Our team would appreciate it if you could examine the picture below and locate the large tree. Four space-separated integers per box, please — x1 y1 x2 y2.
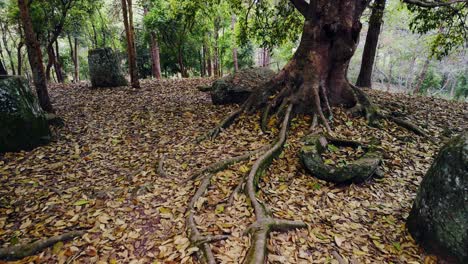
195 1 467 263
18 0 53 112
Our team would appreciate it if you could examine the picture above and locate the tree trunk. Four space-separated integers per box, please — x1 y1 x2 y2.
54 40 64 83
231 15 239 72
244 0 366 118
143 5 162 79
414 58 430 94
356 0 386 88
17 41 24 76
405 56 416 90
213 17 220 77
74 37 79 82
0 58 7 75
121 0 140 88
0 22 16 75
177 46 188 78
18 0 53 112
205 37 212 77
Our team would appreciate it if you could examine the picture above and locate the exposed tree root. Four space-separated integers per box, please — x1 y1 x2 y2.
0 230 85 261
186 171 221 264
242 104 307 264
196 107 245 142
157 154 168 177
227 174 247 206
351 84 434 141
185 145 270 182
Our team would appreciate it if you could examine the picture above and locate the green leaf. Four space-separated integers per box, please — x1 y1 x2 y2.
392 242 401 251
73 199 89 206
215 205 224 214
327 144 339 152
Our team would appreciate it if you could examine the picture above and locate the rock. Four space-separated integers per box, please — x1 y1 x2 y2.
406 132 468 263
210 67 275 105
0 76 51 152
299 134 382 184
88 48 128 88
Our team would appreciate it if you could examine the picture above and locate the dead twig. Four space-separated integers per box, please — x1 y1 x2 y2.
0 230 85 261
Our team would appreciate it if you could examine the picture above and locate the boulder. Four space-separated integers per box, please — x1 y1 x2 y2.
406 132 468 263
88 48 128 88
300 134 382 184
0 76 51 152
210 67 275 105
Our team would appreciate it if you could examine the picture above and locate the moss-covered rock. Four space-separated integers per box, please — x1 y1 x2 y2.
211 67 275 105
0 76 51 153
407 132 468 263
299 134 382 184
88 48 128 88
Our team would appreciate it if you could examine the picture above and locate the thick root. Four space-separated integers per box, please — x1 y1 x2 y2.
185 145 270 182
0 231 85 261
351 84 433 141
185 147 267 263
243 104 306 264
186 171 219 264
196 107 244 143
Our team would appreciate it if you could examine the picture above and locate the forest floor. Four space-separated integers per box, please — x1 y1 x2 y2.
0 79 466 264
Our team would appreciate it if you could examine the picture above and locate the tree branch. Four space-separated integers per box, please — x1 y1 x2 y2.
403 0 467 8
289 0 309 17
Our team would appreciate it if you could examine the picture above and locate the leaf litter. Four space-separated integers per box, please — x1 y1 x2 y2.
0 79 466 263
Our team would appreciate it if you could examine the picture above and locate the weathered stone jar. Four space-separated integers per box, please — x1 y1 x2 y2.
407 132 468 263
0 76 51 152
88 48 128 88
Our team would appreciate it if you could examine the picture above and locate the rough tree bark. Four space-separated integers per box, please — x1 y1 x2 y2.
18 0 53 112
121 0 140 88
356 0 386 88
237 0 368 131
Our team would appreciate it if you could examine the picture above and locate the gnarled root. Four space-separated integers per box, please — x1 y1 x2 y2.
196 107 244 143
0 230 85 261
350 84 434 141
185 145 270 182
186 171 219 264
185 147 267 263
242 104 307 264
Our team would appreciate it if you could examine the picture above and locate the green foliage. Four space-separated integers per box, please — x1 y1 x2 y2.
419 68 442 94
407 3 467 59
235 0 303 49
454 74 468 100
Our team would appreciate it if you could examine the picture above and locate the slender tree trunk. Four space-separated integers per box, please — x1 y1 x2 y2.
0 58 7 75
121 0 140 88
143 5 162 79
0 39 7 74
414 58 430 94
405 56 416 90
205 36 212 77
17 42 23 76
149 32 161 79
0 23 16 75
177 46 188 78
74 37 79 82
356 0 386 88
201 45 206 77
54 40 64 83
213 17 220 77
18 0 53 112
231 15 239 72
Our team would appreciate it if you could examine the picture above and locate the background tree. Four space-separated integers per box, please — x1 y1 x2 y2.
121 0 140 88
17 0 53 112
356 0 386 88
